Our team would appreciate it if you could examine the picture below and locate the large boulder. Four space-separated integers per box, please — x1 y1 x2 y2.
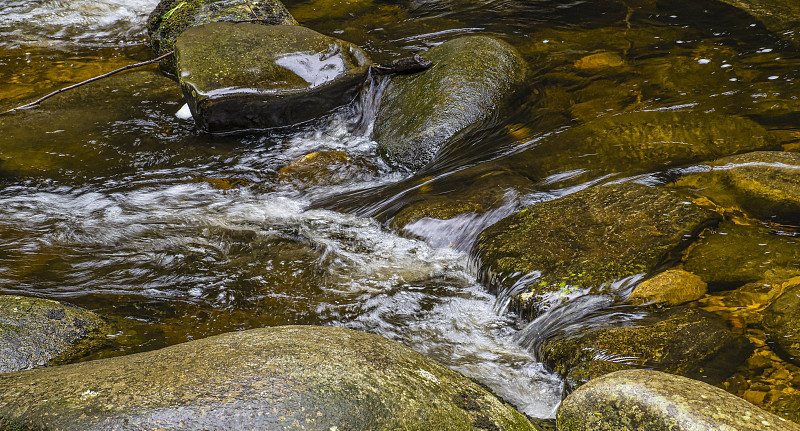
473 182 720 318
373 35 527 171
763 282 800 366
683 221 800 290
147 0 296 76
0 295 111 373
176 22 371 133
0 325 538 430
674 151 800 223
539 306 752 386
557 369 800 431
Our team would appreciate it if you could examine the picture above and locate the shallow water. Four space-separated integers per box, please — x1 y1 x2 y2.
1 0 800 421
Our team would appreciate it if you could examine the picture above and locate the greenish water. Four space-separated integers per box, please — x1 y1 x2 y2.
1 0 799 421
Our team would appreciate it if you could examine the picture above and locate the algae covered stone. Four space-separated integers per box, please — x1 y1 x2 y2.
0 325 539 430
539 306 752 384
557 369 800 431
176 22 371 133
763 282 800 366
674 151 800 223
147 0 296 75
473 182 720 317
374 35 527 171
0 295 111 373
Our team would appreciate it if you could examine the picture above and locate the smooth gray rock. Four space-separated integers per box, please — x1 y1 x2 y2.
374 35 527 171
176 22 371 133
557 369 800 431
0 295 111 373
0 325 538 431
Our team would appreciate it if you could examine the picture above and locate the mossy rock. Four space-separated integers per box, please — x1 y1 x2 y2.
473 182 720 318
683 221 800 290
763 282 800 366
557 369 800 431
176 22 371 133
539 306 752 385
147 0 296 76
564 361 631 394
374 35 527 171
0 326 539 430
628 269 707 306
0 295 111 374
506 111 773 188
674 151 800 223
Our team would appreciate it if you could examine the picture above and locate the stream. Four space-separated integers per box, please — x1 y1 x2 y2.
1 0 799 422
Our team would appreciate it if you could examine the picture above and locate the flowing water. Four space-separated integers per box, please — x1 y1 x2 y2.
1 0 800 421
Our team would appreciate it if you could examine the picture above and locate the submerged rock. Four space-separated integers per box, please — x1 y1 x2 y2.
277 150 378 188
373 35 527 171
0 295 111 374
763 282 800 366
540 306 752 385
715 0 800 47
683 221 800 290
0 325 538 430
147 0 296 76
628 269 708 306
557 369 800 431
506 111 773 188
473 182 720 318
176 22 371 133
674 151 800 223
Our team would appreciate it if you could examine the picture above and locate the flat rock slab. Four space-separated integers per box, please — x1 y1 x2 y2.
147 0 296 75
763 282 800 366
557 369 800 431
683 221 800 289
0 295 111 373
473 182 720 317
674 151 800 223
0 325 538 431
374 35 527 171
176 22 371 133
540 306 752 385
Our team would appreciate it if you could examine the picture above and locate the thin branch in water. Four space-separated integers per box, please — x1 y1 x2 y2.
3 51 174 114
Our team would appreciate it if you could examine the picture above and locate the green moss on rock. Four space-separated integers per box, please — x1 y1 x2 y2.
374 35 527 171
175 22 371 132
0 295 112 373
0 326 538 430
147 0 296 76
557 369 800 431
540 306 752 385
473 182 720 317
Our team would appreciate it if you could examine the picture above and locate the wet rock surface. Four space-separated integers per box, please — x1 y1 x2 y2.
474 182 720 317
539 306 752 384
277 150 378 189
683 221 800 290
373 35 527 171
0 325 538 431
763 282 800 366
628 269 708 306
0 295 111 373
176 22 371 133
557 369 800 431
715 0 800 46
147 0 296 75
674 151 800 223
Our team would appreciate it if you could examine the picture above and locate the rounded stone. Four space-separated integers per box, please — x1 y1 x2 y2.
557 369 800 431
0 325 538 430
0 295 111 373
629 269 708 306
763 282 800 366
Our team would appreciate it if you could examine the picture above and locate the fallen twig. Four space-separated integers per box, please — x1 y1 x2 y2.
3 51 174 114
